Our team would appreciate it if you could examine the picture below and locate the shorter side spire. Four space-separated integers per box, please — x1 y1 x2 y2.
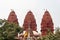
7 9 19 24
41 10 54 36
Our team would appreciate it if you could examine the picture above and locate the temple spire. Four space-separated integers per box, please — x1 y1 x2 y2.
23 11 37 31
7 9 19 24
41 10 54 36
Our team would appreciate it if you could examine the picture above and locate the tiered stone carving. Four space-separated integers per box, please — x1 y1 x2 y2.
41 10 54 36
23 11 37 31
7 10 18 24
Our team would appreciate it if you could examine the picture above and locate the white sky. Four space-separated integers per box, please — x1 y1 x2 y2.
0 0 60 33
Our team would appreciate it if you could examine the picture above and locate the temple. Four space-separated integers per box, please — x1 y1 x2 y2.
7 10 18 24
41 10 54 36
6 10 54 40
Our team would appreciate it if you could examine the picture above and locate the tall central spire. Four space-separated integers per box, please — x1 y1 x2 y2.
23 11 37 31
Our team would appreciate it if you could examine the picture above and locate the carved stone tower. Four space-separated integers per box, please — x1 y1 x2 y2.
23 11 37 31
7 10 18 24
41 10 54 36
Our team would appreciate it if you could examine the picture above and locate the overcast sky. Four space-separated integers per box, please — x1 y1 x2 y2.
0 0 60 33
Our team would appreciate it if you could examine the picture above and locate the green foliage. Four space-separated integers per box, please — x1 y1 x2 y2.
0 21 23 40
54 28 60 40
38 28 60 40
0 19 3 25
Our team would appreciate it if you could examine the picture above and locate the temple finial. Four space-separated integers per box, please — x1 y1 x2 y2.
46 9 48 11
11 9 14 11
43 9 48 11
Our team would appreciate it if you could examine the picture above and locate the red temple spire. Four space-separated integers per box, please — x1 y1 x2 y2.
41 10 54 36
23 11 37 31
7 10 18 24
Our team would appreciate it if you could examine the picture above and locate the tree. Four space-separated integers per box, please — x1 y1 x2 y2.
0 21 23 40
38 28 56 40
55 27 60 40
38 27 60 40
